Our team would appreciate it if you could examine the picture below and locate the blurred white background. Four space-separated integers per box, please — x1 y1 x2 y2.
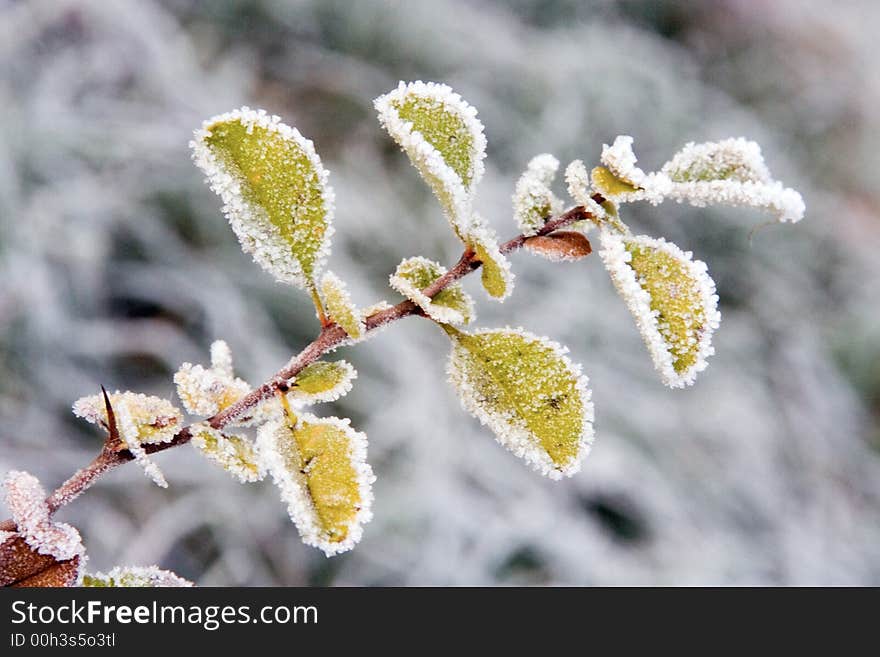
1 0 878 585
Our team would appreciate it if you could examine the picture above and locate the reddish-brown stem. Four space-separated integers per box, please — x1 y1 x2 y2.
0 204 595 532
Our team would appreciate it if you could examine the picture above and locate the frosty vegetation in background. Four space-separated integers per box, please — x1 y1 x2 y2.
0 79 804 586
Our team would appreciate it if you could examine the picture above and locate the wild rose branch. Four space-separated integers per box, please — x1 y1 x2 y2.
1 80 803 587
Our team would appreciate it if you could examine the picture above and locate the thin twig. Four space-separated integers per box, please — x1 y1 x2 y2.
0 203 595 533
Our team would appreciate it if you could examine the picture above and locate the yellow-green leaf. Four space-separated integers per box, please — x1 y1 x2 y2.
591 165 640 196
389 256 474 325
72 392 182 446
191 107 334 289
375 81 486 238
192 425 265 483
321 271 365 340
288 360 357 404
598 230 721 388
471 235 514 301
257 414 374 556
444 326 594 479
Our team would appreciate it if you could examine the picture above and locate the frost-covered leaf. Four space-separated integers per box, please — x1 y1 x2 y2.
1 535 60 586
563 159 606 229
0 533 82 587
287 360 357 404
665 177 805 223
375 81 486 238
175 340 251 417
3 471 85 562
73 390 180 488
590 137 672 205
389 256 474 325
257 413 374 556
321 271 365 340
513 154 563 236
470 230 514 301
661 138 771 183
191 107 335 288
591 135 805 222
599 231 721 388
600 135 648 186
73 391 182 446
191 425 265 483
444 326 594 479
524 231 592 262
115 403 168 488
82 566 193 587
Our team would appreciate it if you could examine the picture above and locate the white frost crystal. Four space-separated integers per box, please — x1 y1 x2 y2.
191 106 335 288
375 81 486 239
191 424 266 483
591 135 805 223
82 565 193 587
601 135 649 187
389 256 475 325
175 340 251 417
599 230 721 388
665 177 805 223
513 154 563 236
257 414 375 556
3 471 85 562
445 326 594 479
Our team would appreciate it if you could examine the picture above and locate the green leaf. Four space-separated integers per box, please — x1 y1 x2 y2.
191 108 334 289
82 566 193 587
191 425 265 483
591 165 640 196
375 81 486 238
471 234 514 301
257 414 374 556
321 272 365 340
389 256 474 325
289 360 357 404
444 326 594 479
598 231 721 388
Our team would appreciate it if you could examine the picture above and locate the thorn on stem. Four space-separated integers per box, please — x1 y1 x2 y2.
100 386 123 451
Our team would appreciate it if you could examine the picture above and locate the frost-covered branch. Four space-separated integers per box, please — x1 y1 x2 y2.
0 203 594 534
1 80 804 583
